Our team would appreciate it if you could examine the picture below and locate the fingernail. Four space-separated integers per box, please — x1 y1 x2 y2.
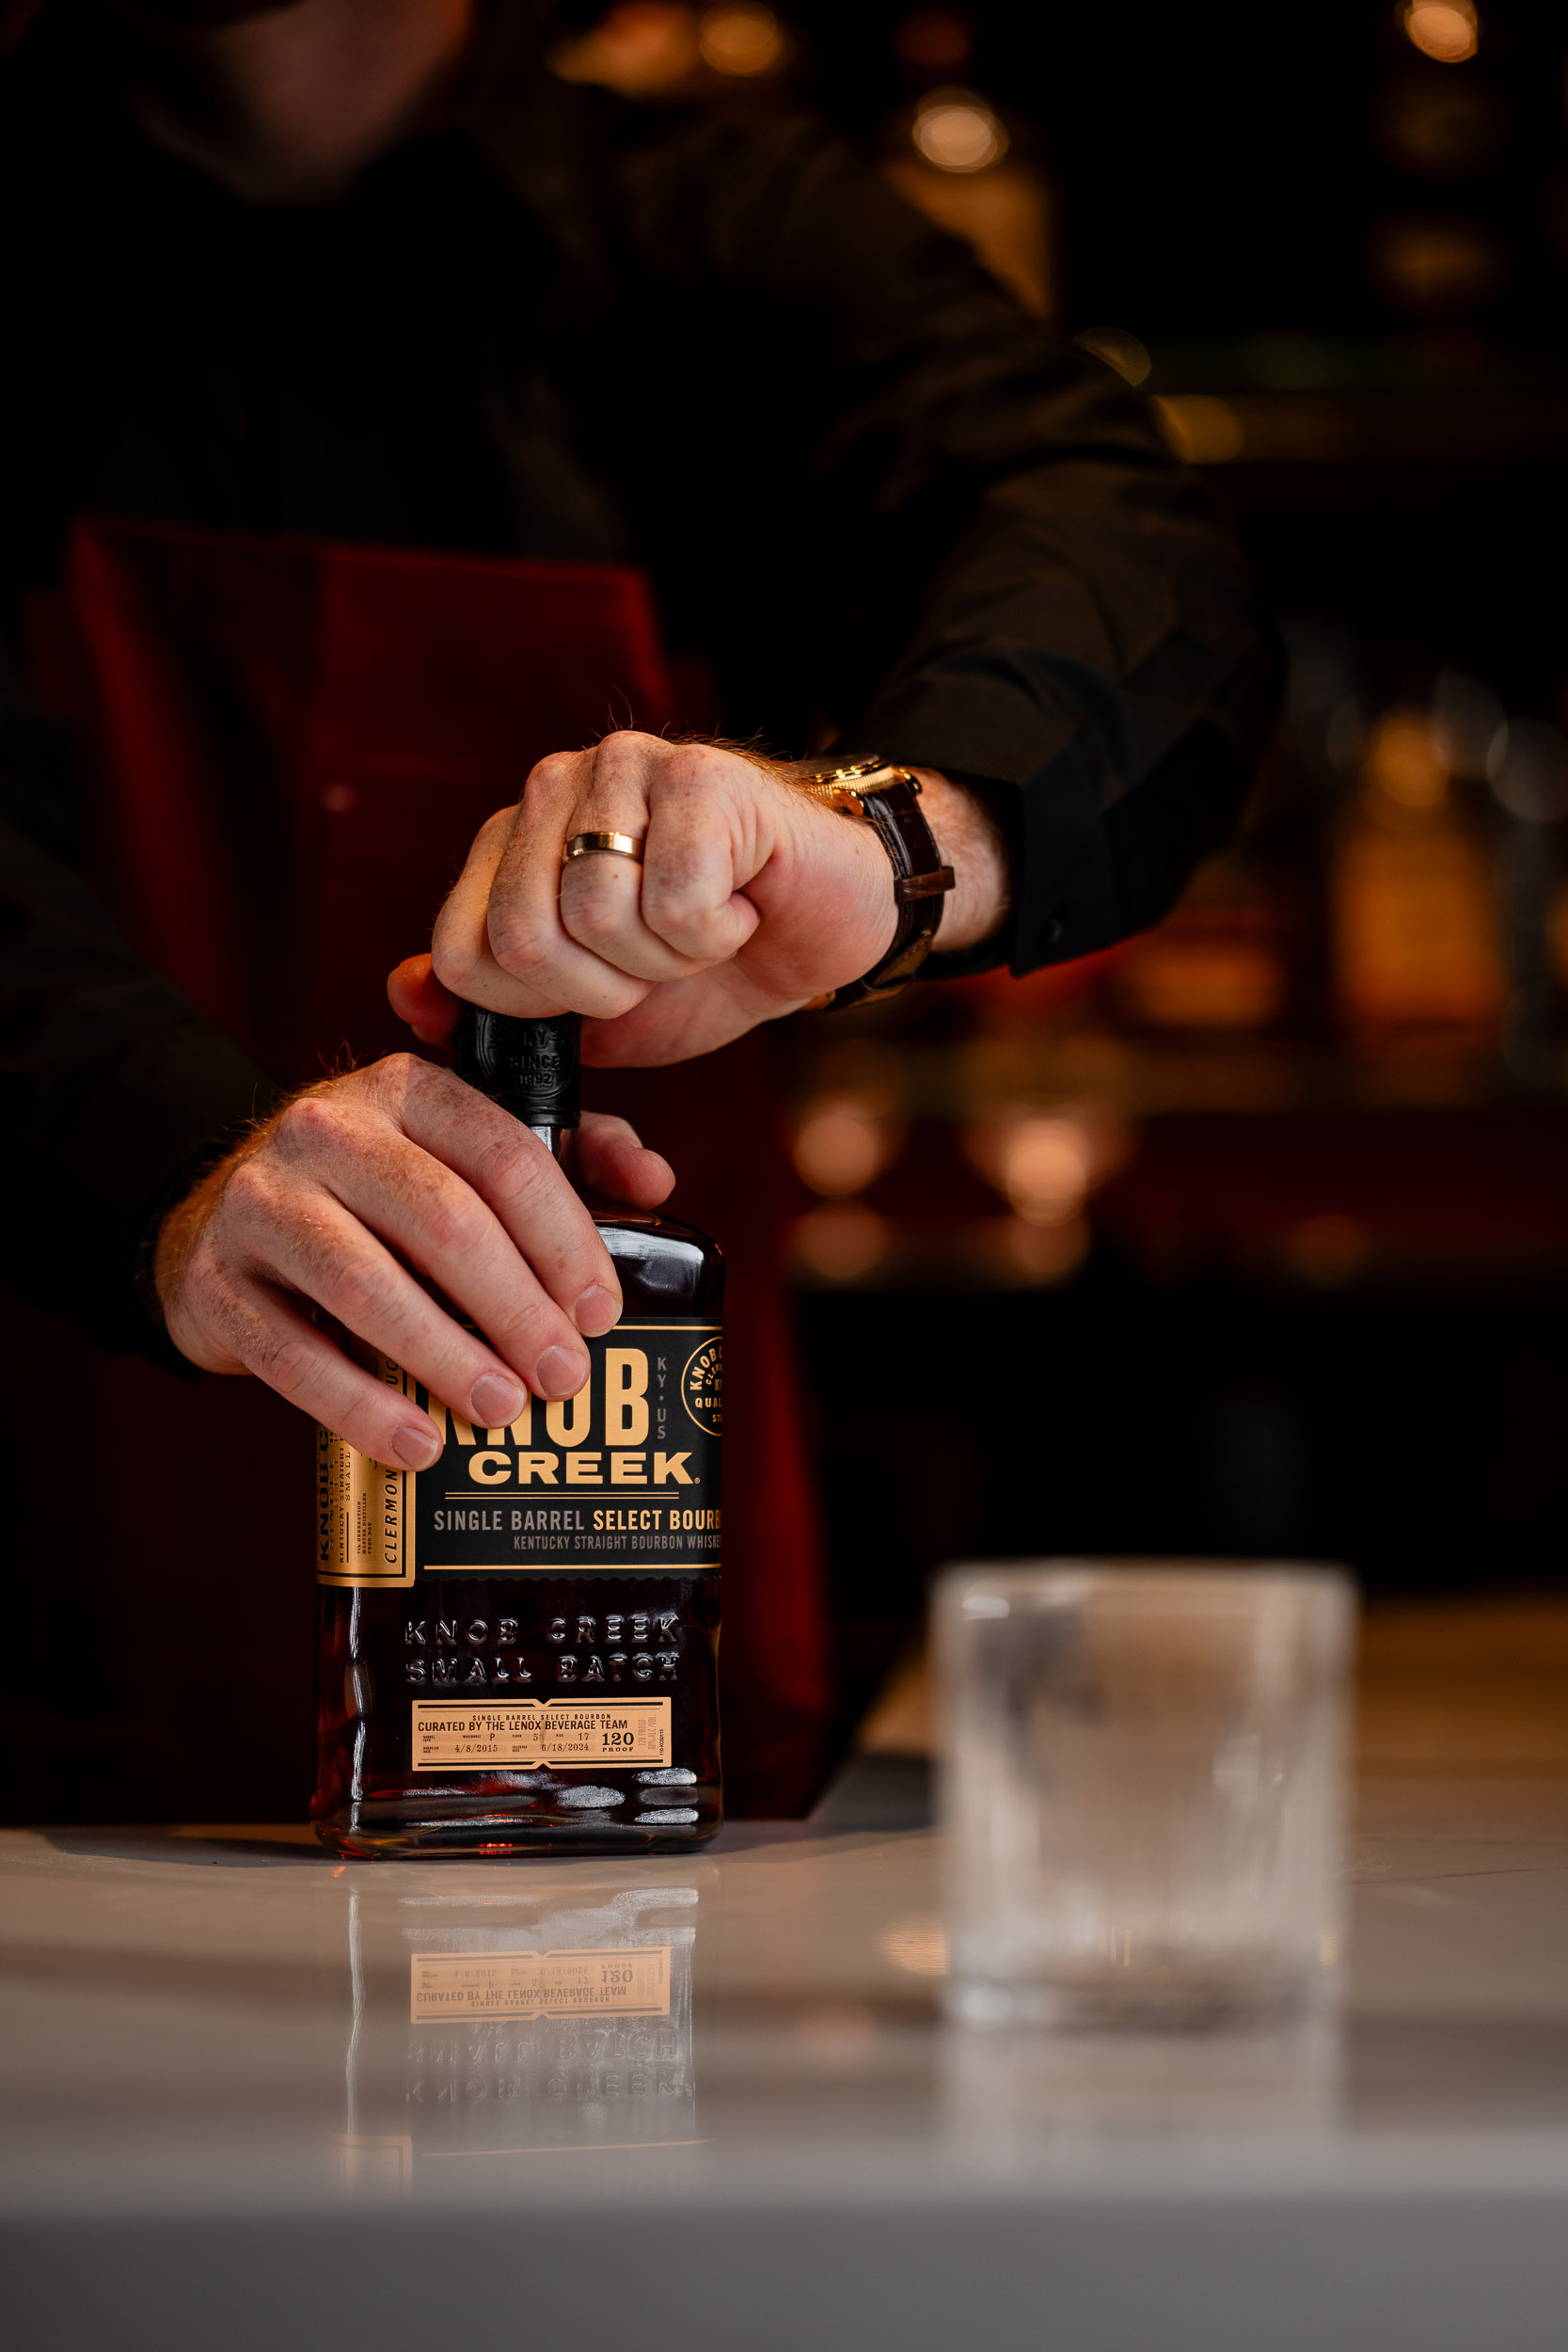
471 1373 528 1427
574 1285 621 1337
393 1422 442 1470
536 1343 589 1398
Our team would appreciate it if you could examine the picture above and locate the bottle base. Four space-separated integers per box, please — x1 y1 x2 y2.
314 1798 722 1860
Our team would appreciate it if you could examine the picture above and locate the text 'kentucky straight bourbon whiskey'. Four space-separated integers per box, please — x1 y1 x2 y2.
312 1009 722 1857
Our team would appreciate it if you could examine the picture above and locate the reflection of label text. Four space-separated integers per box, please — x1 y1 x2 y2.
410 1697 670 1771
410 1947 672 2022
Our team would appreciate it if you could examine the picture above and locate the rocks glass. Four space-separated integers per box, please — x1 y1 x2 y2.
937 1563 1354 2028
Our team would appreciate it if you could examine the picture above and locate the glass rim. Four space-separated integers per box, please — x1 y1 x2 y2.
935 1559 1354 1615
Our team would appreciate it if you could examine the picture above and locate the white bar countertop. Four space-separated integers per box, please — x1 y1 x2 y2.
6 1603 1568 2351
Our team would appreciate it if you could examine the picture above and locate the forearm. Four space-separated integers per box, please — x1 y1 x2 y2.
911 770 1011 959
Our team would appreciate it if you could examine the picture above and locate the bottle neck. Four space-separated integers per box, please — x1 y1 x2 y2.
454 1008 581 1139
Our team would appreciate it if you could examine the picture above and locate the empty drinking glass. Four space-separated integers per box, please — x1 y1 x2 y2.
937 1563 1354 2028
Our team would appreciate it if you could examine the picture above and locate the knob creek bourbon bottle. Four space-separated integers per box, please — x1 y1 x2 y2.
312 1010 722 1856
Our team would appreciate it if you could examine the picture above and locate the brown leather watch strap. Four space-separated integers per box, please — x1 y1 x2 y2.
787 755 957 1009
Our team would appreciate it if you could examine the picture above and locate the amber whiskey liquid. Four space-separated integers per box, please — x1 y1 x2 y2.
311 1011 722 1858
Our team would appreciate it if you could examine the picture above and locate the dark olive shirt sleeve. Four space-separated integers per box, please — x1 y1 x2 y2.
0 654 284 1358
534 101 1281 976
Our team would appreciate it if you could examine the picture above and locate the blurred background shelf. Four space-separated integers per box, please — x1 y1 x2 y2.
559 0 1568 1759
841 1597 1568 1788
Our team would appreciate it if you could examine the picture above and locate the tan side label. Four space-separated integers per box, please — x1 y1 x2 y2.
410 1696 671 1772
317 1358 413 1588
410 1947 672 2022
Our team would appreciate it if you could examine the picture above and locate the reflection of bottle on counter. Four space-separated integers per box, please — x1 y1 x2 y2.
328 1877 702 2190
313 1009 723 1857
1333 711 1505 1041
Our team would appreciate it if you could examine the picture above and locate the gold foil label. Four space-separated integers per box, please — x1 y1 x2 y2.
409 1696 671 1771
317 1353 412 1587
410 1947 672 2022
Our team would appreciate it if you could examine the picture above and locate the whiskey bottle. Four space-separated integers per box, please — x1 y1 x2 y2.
312 1009 722 1857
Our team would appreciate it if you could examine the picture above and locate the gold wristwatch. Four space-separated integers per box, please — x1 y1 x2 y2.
787 755 957 1009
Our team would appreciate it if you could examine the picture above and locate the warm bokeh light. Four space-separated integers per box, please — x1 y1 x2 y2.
1403 0 1479 63
895 8 972 72
698 2 784 77
998 1118 1091 1225
793 1202 890 1281
553 2 699 92
912 87 1007 173
792 1097 895 1196
964 1104 1131 1222
1111 904 1286 1030
1153 394 1245 465
1369 212 1508 314
1072 326 1152 386
1337 704 1506 1033
1368 710 1448 810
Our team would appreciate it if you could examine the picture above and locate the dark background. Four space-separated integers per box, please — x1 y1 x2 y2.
756 0 1568 1745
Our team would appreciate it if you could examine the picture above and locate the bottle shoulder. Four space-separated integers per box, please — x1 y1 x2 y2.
591 1208 723 1320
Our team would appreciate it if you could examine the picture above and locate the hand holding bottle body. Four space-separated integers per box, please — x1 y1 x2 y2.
154 1055 673 1470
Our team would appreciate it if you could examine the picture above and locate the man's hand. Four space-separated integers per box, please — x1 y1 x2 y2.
393 734 1006 1066
154 1055 673 1468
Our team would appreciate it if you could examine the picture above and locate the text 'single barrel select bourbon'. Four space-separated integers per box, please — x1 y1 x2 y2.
312 1009 722 1857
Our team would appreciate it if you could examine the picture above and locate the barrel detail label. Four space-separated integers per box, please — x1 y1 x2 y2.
409 1696 671 1771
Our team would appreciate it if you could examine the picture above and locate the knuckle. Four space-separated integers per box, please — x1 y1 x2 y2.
316 1258 387 1335
523 751 579 804
487 1297 575 1362
473 1131 550 1207
485 906 554 978
214 1152 278 1230
430 930 483 993
248 1327 314 1403
676 739 730 791
591 731 634 778
420 1190 492 1261
639 871 700 929
367 1051 429 1113
562 889 630 954
273 1089 344 1158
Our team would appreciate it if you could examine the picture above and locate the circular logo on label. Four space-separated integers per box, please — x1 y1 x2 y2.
681 1339 722 1437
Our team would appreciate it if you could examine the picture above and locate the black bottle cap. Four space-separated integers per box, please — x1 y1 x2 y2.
454 1008 580 1131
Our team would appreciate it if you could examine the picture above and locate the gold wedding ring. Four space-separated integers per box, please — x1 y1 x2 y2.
564 830 645 863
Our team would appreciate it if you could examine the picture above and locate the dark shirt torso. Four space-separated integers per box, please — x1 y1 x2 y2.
0 0 1279 1347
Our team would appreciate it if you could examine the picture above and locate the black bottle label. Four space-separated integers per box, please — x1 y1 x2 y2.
317 1322 721 1585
